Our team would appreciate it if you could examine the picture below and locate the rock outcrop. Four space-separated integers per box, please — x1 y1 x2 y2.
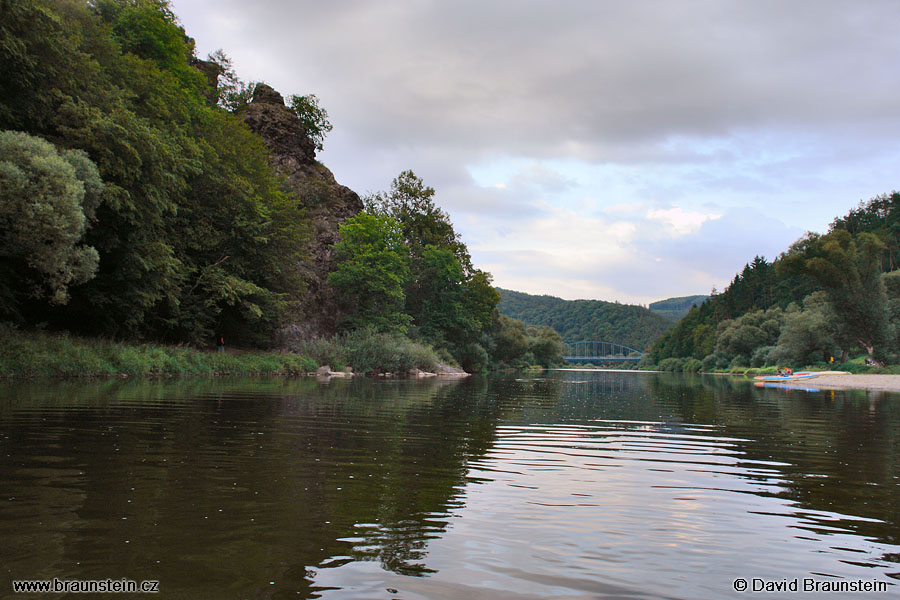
241 84 363 341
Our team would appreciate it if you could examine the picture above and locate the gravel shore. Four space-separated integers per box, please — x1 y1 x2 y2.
773 373 900 391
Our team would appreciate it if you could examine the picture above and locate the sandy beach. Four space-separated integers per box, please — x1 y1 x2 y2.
772 373 900 391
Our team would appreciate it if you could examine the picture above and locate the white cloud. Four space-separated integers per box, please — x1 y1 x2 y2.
646 207 722 236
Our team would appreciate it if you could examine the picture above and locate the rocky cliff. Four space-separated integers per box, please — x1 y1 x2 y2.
241 84 363 340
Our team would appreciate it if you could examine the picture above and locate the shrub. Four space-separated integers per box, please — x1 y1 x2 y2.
658 357 685 372
682 358 702 373
700 354 719 372
291 336 345 370
518 352 537 368
340 328 440 374
0 326 317 378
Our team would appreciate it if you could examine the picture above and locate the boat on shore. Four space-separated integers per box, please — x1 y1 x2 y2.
754 372 819 382
752 370 850 382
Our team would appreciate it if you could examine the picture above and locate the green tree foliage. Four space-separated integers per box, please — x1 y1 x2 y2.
768 293 841 366
328 213 410 334
289 94 332 153
648 295 709 321
491 313 529 365
0 0 309 344
487 313 564 368
883 271 900 353
831 191 900 271
366 170 472 273
525 324 566 367
205 49 254 111
713 306 784 368
359 171 500 369
0 131 102 311
778 230 889 359
649 255 817 364
497 288 672 351
416 245 466 343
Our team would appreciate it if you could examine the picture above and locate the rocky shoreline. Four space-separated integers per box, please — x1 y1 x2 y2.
314 363 470 379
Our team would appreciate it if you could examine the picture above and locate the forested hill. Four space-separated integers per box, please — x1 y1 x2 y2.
649 295 708 321
496 289 674 350
649 191 900 370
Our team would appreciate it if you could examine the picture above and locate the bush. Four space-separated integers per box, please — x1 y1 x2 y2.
461 342 491 374
518 352 537 368
682 359 702 373
700 354 719 372
658 357 686 372
340 328 440 374
291 337 346 370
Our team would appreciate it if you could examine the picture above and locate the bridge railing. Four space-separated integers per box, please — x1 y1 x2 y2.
563 341 643 362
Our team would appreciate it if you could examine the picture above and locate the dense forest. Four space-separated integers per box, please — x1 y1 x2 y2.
497 288 674 350
648 295 708 321
0 0 563 373
650 192 900 370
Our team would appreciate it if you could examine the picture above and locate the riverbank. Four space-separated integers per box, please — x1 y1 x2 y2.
0 327 318 378
767 373 900 391
0 326 450 379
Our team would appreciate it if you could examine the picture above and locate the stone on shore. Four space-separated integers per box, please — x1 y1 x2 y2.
315 365 353 378
408 368 437 378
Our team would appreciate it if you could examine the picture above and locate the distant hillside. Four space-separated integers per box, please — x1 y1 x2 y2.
496 288 674 351
649 295 708 321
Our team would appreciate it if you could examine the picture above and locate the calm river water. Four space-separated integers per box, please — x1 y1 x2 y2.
1 370 898 599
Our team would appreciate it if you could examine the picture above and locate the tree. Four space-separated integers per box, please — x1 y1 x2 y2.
328 213 411 333
0 131 102 311
830 192 900 271
415 245 465 344
464 270 501 333
205 49 254 112
882 270 900 354
714 307 784 367
363 170 499 362
490 313 529 366
526 324 565 367
366 170 472 273
0 0 311 344
769 293 841 365
289 94 332 153
778 230 889 359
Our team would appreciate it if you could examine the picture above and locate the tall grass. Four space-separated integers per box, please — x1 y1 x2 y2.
0 324 316 379
0 324 445 379
289 328 442 374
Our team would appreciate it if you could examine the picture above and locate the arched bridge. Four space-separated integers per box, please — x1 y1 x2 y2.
564 341 643 362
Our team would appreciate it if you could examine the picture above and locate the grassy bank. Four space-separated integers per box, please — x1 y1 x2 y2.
650 355 900 376
0 325 317 378
288 329 443 375
0 325 444 379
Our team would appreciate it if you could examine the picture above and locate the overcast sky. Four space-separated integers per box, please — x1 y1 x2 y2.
171 0 900 304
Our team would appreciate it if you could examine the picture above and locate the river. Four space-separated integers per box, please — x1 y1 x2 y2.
1 370 897 599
